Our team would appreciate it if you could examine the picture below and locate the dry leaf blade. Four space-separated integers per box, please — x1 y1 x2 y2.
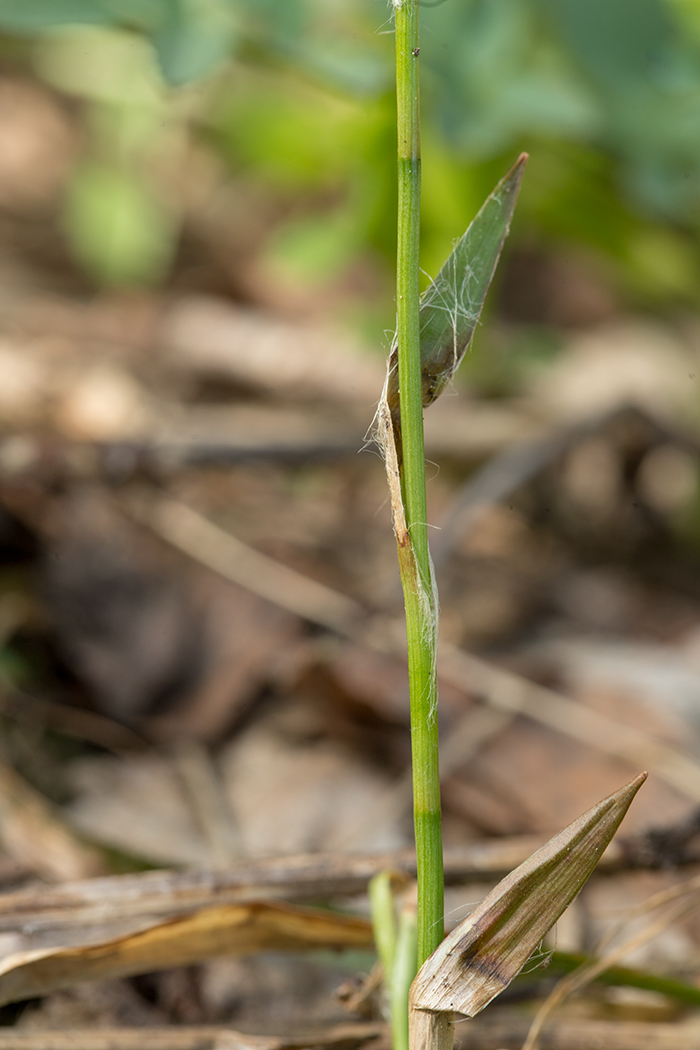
0 900 373 1007
410 773 646 1017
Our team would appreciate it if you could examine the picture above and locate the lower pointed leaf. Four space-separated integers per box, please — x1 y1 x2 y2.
410 772 646 1018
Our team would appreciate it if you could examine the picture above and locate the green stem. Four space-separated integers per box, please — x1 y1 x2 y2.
369 870 398 982
393 0 444 968
391 896 418 1050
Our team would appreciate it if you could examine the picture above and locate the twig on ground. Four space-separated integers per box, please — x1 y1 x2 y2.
134 495 362 636
0 1021 385 1050
429 419 600 568
438 643 700 804
522 878 700 1050
170 742 244 866
135 493 700 805
0 1017 697 1049
0 840 554 942
0 400 544 483
431 402 700 567
593 870 700 958
455 1018 700 1050
0 690 148 752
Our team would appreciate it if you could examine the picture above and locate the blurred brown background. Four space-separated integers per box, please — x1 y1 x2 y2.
0 0 696 1042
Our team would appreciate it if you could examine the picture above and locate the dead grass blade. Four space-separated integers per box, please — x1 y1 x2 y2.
171 741 243 865
0 900 373 1007
0 1021 385 1050
454 1018 700 1050
136 495 363 636
0 689 148 752
0 838 590 950
438 643 700 804
521 877 700 1050
0 761 106 881
137 493 700 805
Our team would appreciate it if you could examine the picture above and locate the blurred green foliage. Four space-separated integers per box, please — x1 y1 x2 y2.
0 0 699 322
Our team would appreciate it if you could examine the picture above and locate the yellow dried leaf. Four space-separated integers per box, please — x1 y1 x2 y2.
0 900 373 1006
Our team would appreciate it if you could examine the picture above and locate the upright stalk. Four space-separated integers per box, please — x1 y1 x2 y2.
393 0 444 968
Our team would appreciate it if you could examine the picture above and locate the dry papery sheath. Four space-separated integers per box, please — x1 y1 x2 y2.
410 772 646 1019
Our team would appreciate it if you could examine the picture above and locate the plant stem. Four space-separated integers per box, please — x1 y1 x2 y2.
369 870 398 982
393 0 444 968
391 894 418 1050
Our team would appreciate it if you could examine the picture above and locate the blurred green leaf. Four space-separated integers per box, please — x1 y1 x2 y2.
235 0 309 42
3 0 700 307
64 162 176 286
152 0 237 86
34 26 164 105
421 0 599 157
0 0 114 30
101 0 166 28
214 72 382 188
537 0 675 86
285 38 390 96
265 209 360 284
0 0 168 32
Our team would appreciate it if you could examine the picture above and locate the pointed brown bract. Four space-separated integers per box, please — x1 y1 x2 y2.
410 773 646 1019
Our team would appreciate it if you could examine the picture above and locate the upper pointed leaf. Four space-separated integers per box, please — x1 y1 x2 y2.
387 153 527 426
